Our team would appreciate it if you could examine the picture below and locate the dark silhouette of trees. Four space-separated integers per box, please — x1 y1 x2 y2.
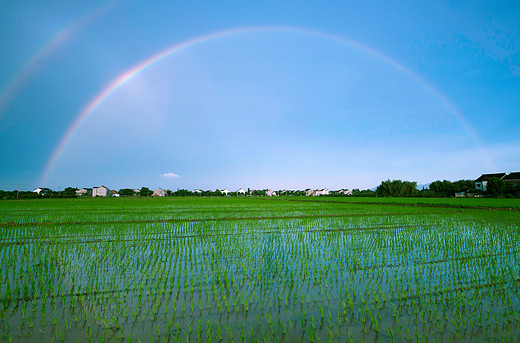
376 180 417 197
119 188 136 197
140 187 152 196
485 178 506 197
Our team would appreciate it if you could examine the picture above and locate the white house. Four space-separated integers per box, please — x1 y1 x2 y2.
337 189 353 195
33 188 43 194
92 186 110 197
193 189 202 194
153 188 166 197
305 189 330 196
314 189 330 196
236 188 246 195
220 189 230 196
76 188 91 197
266 189 277 196
474 173 506 192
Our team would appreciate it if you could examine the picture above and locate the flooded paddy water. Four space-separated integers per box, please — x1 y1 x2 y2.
0 197 519 342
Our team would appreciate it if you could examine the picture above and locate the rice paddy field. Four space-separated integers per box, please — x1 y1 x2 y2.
1 197 519 342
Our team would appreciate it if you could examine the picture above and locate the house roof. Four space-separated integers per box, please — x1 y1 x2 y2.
475 173 506 182
503 172 520 180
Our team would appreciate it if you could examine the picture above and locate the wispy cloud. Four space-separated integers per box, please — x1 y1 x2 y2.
160 172 180 178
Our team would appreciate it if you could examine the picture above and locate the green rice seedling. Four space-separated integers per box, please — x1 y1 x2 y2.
225 324 233 341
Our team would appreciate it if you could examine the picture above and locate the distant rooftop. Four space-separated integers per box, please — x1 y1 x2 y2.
475 173 506 182
503 172 520 180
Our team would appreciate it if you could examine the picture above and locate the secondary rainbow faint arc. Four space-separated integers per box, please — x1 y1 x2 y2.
0 1 116 118
40 25 496 186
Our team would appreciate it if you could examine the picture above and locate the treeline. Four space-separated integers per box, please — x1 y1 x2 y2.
0 187 78 200
374 178 519 198
476 177 520 198
2 178 519 200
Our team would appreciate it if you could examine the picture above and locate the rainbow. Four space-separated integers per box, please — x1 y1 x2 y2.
0 2 115 118
39 26 496 185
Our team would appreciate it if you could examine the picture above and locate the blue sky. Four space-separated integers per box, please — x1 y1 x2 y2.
1 1 519 191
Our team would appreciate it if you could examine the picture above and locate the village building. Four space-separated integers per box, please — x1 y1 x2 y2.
314 189 330 196
266 189 277 196
75 188 92 197
503 172 520 187
33 187 52 195
92 186 110 197
336 189 353 195
236 188 246 195
474 173 506 192
152 188 166 197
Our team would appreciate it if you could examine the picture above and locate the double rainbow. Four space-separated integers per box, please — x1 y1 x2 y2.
39 26 495 185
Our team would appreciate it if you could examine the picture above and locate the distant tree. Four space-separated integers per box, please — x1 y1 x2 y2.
173 189 191 196
505 182 520 198
119 188 135 197
376 180 417 197
20 191 39 199
486 178 506 197
61 187 77 198
140 187 152 197
214 190 223 196
427 179 478 197
429 180 443 196
454 179 479 195
0 190 39 200
352 189 376 197
428 180 455 197
251 189 267 196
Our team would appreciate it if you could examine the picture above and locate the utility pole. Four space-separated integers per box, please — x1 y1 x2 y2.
16 184 20 199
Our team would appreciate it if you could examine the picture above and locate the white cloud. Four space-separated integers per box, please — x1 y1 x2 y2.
160 172 180 178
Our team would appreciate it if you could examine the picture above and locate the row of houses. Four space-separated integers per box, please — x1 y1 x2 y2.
191 188 278 196
209 188 352 197
31 173 519 198
73 187 173 197
34 185 354 197
32 186 122 197
474 172 520 192
305 189 352 196
75 186 121 197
